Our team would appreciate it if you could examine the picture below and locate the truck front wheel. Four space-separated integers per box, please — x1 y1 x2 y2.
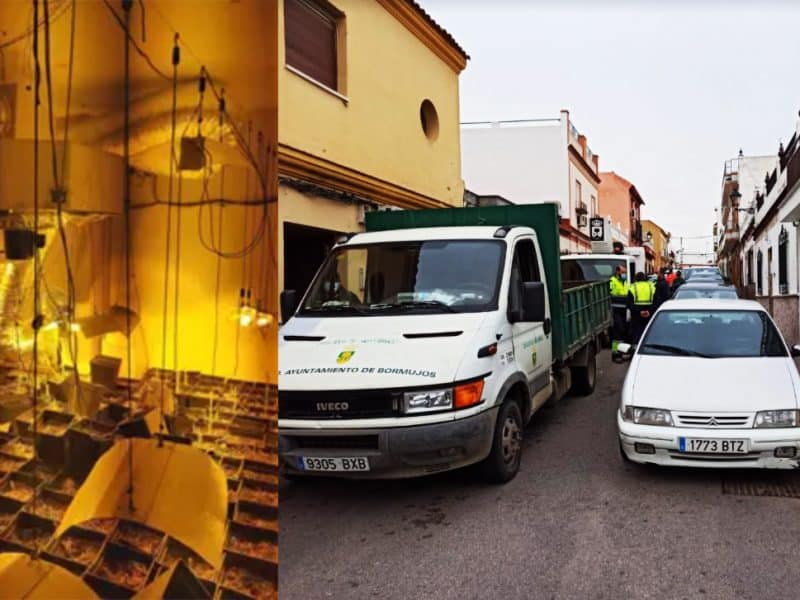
571 345 597 396
480 400 523 484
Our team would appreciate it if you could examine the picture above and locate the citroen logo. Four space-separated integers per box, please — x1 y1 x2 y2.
708 417 719 426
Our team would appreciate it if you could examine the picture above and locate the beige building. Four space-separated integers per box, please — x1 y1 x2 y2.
277 0 468 296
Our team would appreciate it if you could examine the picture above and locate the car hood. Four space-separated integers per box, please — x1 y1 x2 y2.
631 356 798 412
279 313 490 390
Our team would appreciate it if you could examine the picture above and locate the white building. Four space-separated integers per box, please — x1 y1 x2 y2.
736 114 800 345
461 110 601 253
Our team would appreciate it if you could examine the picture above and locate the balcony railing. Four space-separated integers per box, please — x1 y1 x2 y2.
575 200 588 215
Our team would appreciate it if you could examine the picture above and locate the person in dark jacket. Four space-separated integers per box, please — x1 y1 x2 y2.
653 271 672 308
670 270 686 295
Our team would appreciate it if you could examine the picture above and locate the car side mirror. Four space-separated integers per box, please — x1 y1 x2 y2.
280 290 298 323
520 282 546 322
792 345 800 358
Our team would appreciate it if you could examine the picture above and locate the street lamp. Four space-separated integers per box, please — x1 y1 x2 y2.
730 188 754 214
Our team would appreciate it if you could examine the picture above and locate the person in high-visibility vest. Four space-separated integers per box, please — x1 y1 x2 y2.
628 271 655 343
609 265 629 352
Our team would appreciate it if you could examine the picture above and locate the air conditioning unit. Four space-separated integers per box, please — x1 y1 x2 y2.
577 214 588 227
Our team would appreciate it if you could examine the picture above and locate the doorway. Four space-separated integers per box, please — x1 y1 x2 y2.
283 222 343 296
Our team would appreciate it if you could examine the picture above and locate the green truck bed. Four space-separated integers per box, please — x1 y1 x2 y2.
365 203 611 362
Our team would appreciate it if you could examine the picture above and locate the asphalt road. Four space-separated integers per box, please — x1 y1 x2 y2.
279 353 800 599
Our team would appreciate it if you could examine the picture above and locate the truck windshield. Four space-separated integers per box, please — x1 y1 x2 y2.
561 258 627 283
300 240 505 315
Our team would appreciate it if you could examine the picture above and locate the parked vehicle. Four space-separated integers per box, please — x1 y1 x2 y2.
616 299 800 469
278 204 610 483
560 254 636 288
684 267 722 281
672 282 738 299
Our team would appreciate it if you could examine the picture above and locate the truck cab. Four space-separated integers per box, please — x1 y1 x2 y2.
278 205 608 483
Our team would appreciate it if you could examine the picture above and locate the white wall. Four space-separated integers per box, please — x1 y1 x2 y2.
461 120 567 214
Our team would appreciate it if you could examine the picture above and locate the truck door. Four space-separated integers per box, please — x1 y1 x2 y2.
509 238 552 405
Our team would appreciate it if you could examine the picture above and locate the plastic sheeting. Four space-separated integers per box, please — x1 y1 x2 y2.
0 552 98 599
54 438 228 569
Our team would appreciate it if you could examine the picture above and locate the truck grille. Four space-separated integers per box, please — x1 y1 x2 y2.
675 413 751 428
669 451 761 462
290 435 380 450
279 389 399 419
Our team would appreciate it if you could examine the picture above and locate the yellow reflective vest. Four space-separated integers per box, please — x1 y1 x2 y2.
631 281 654 305
609 276 629 298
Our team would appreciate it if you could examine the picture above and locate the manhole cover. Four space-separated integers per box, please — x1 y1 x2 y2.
722 478 800 498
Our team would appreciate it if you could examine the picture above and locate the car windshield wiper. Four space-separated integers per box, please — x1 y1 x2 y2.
371 300 457 313
640 343 715 358
306 303 368 315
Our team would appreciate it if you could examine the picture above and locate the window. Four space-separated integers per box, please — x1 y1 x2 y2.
575 180 582 208
746 249 754 285
420 100 439 141
508 239 541 317
778 227 788 294
590 194 597 216
285 0 342 92
756 250 763 296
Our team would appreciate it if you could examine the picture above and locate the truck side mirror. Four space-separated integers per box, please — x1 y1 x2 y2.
791 344 800 358
520 282 546 323
280 290 299 323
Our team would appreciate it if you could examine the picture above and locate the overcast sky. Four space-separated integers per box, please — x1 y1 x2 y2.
423 1 800 258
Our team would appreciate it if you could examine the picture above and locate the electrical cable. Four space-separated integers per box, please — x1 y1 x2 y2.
158 33 180 444
0 0 70 51
31 0 41 537
122 0 135 513
211 202 223 376
44 0 81 409
172 172 182 387
103 0 169 81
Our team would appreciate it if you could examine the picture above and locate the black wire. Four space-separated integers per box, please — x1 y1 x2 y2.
211 202 223 376
159 34 179 443
31 0 41 535
103 0 170 81
172 173 182 388
122 0 135 513
44 0 81 408
0 0 70 51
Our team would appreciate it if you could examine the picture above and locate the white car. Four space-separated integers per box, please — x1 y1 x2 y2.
617 299 800 468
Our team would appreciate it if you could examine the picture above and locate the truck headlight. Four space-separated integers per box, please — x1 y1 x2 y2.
754 410 800 428
403 388 453 414
622 406 673 426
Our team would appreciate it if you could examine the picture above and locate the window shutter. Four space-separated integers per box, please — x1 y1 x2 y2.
285 0 337 90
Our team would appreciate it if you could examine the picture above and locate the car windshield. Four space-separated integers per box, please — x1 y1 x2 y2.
639 310 787 357
561 258 627 282
300 239 506 316
672 287 738 299
685 268 721 281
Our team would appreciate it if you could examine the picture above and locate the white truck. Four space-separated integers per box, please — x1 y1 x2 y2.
278 204 610 483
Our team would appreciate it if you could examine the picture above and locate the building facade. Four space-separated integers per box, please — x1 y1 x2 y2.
277 0 468 297
460 110 601 253
598 171 645 250
721 115 800 346
641 219 672 272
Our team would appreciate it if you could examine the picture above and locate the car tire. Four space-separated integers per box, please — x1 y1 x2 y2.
481 400 524 484
571 346 597 396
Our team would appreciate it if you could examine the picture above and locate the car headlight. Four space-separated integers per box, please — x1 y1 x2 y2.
403 388 453 414
754 410 800 428
622 406 673 426
402 380 485 415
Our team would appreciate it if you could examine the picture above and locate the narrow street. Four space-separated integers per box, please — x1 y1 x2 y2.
280 352 800 600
